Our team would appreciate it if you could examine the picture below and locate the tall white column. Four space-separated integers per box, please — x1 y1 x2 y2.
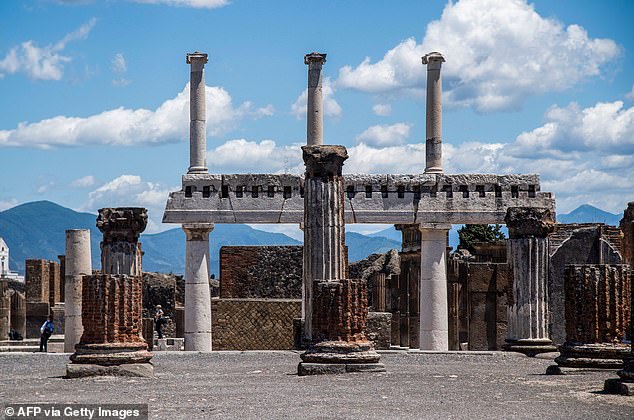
304 52 326 146
64 229 91 353
419 223 450 351
187 52 208 174
422 52 445 174
183 223 214 351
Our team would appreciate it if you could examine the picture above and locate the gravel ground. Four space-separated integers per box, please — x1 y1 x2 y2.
0 351 633 419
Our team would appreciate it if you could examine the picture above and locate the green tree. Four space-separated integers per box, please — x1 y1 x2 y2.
457 224 506 253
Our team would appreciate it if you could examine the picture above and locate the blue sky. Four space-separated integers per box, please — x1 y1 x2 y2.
0 0 633 236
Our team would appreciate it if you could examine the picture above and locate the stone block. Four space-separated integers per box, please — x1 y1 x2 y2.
604 379 634 396
51 303 65 335
66 362 154 378
25 259 50 303
366 312 392 350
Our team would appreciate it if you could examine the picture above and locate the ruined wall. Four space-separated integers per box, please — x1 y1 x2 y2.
25 259 50 303
211 298 301 350
219 246 302 299
141 272 184 337
622 203 634 267
48 261 61 308
548 224 623 344
467 263 509 350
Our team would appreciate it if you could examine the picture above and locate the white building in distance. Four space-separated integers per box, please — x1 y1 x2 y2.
0 237 24 282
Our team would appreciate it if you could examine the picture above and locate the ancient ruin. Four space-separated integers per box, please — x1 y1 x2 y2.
66 208 152 378
64 229 91 352
163 50 556 358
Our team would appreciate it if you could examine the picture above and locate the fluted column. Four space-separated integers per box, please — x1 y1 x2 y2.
64 229 91 353
183 223 214 351
304 52 326 146
187 52 209 174
504 207 557 356
419 223 451 351
422 52 445 174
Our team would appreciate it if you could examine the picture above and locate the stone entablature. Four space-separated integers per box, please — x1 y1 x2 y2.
163 173 555 225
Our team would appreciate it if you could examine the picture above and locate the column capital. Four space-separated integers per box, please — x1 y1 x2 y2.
182 223 214 241
505 207 554 239
96 207 147 243
304 52 327 65
422 51 445 68
186 52 208 64
302 145 348 177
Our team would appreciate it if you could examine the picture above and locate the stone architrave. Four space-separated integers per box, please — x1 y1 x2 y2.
605 203 634 395
182 223 214 351
547 265 630 374
298 145 384 375
422 52 445 174
64 230 91 353
419 223 451 351
503 207 557 356
67 208 152 378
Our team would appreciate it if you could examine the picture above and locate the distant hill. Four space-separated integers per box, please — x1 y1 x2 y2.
0 200 401 275
557 204 621 226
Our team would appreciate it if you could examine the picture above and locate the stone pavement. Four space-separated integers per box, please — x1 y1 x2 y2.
1 351 632 419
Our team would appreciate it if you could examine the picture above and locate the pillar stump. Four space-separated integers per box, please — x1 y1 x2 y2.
503 207 557 356
547 265 630 374
67 208 153 378
605 203 634 395
298 145 384 375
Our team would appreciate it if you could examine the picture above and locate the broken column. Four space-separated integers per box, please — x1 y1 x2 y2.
67 208 152 378
304 52 326 146
605 203 634 395
422 52 445 174
187 52 209 174
64 229 91 353
419 223 451 350
183 223 213 351
547 265 630 374
298 145 384 375
503 207 557 356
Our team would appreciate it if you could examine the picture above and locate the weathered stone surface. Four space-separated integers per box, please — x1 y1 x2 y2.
66 362 154 378
25 302 48 338
70 342 152 365
98 207 147 276
142 271 183 337
186 52 209 174
621 202 634 267
9 290 25 338
25 259 50 303
422 51 445 174
64 229 91 353
366 312 392 350
211 298 300 350
505 207 555 238
220 246 302 299
304 52 326 147
310 280 367 343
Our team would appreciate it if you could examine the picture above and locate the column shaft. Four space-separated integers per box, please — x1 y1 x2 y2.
64 229 91 353
304 53 327 146
183 223 214 351
419 225 450 351
422 52 445 174
187 52 208 174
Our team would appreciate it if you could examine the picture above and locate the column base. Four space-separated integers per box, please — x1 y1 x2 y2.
298 341 385 376
69 342 153 365
552 342 630 370
184 332 212 351
604 355 634 395
502 338 557 357
66 362 154 378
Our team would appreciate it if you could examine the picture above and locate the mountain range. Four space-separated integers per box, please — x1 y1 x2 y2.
0 201 400 275
0 201 624 275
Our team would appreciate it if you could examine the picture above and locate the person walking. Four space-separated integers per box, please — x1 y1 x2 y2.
39 315 54 352
154 305 165 339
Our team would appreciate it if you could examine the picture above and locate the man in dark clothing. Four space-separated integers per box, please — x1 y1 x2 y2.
39 315 54 352
154 305 165 339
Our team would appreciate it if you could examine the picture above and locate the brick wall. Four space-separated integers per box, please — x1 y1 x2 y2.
219 246 302 299
25 259 50 303
211 298 301 350
48 261 61 307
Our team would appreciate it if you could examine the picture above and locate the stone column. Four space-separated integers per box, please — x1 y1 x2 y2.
547 265 630 374
58 255 65 302
187 52 209 174
67 208 152 378
503 207 557 356
183 223 214 351
422 52 445 174
10 291 26 339
419 223 451 351
299 145 384 375
64 229 91 353
304 52 326 146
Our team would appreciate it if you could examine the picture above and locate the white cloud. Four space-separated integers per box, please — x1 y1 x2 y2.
0 84 273 148
36 181 55 194
337 0 620 112
372 103 392 117
131 0 229 8
0 198 18 212
291 77 342 119
208 139 303 173
70 175 95 188
355 123 412 147
0 18 96 81
82 175 177 233
111 53 127 73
